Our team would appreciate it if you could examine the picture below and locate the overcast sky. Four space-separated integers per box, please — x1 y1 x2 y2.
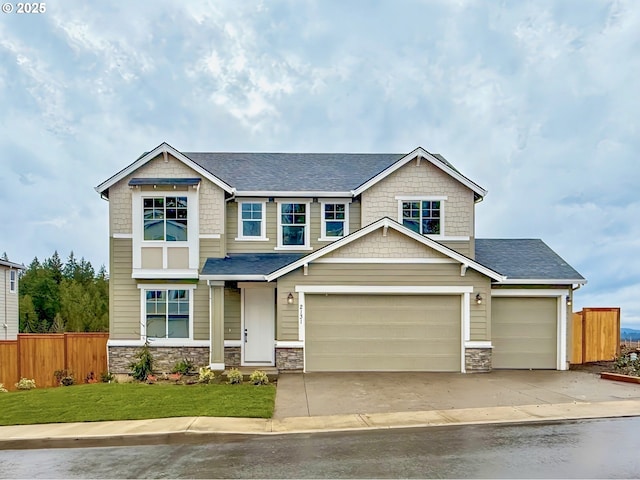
1 1 638 328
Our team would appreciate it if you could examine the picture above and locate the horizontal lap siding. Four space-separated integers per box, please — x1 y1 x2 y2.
110 238 140 339
199 238 223 265
224 287 241 340
276 263 490 342
193 283 209 340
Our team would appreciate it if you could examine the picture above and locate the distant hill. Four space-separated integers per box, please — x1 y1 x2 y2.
621 328 640 341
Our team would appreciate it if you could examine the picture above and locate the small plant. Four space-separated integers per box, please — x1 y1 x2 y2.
249 370 269 385
172 358 195 375
100 371 115 383
198 366 216 384
54 369 75 386
15 378 36 390
0 383 7 393
129 341 154 381
226 368 243 384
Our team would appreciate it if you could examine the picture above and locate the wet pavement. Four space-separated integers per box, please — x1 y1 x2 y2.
1 417 637 478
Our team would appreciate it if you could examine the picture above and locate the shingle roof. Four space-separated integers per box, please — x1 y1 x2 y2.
184 152 404 192
475 239 585 281
0 259 25 270
201 253 306 277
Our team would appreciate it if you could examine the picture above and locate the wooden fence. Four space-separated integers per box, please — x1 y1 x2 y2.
0 333 108 390
570 308 621 364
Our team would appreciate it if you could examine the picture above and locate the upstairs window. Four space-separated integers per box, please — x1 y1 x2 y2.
145 289 190 339
9 270 16 293
278 202 310 248
237 201 267 240
143 197 188 241
320 202 349 240
402 200 441 235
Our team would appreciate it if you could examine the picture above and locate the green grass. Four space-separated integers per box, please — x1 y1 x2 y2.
0 382 276 426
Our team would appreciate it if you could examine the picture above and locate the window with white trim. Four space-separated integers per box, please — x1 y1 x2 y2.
9 270 16 293
145 289 190 339
143 196 188 241
278 202 310 248
320 202 349 239
237 201 267 240
402 200 441 235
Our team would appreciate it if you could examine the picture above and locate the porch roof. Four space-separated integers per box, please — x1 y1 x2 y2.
200 253 305 280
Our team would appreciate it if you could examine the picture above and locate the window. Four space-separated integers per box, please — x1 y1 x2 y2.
143 196 188 241
145 289 190 339
402 200 441 235
278 202 310 248
237 201 267 240
9 270 16 293
320 202 349 240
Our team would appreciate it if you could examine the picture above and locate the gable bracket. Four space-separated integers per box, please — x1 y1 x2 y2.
460 263 468 277
303 264 308 276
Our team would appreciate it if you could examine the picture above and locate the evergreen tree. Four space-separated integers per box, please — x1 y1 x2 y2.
62 252 77 280
1 252 8 261
43 251 64 284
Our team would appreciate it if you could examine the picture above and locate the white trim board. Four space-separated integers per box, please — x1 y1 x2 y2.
313 258 457 264
95 142 234 195
295 285 474 294
352 147 487 199
266 217 505 282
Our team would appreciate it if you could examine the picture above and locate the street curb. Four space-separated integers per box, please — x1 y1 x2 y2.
2 400 640 450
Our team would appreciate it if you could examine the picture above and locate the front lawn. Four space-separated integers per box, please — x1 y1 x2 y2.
0 382 276 426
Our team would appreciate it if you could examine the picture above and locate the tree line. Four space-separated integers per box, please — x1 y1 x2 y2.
10 251 109 333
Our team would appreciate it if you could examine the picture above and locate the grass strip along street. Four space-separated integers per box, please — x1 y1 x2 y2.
0 383 276 426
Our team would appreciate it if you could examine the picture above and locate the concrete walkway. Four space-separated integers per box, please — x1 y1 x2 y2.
2 371 640 449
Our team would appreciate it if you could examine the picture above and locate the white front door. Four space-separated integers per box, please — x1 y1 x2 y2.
243 286 275 365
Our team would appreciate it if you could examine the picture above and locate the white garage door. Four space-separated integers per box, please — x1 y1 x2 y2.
492 297 558 369
305 294 461 372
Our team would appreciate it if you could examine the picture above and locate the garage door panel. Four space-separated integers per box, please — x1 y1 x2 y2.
492 297 557 369
305 294 461 372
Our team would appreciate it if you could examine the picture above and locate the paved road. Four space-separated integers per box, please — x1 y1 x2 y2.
1 417 637 478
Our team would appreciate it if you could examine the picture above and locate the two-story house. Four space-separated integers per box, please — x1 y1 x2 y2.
1 257 24 341
96 143 586 374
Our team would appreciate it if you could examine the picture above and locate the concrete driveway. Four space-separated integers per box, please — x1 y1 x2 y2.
273 370 640 418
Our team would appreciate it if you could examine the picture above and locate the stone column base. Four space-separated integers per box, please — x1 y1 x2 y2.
465 347 492 372
276 348 304 371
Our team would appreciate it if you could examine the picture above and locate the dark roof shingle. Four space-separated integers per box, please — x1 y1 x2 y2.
201 253 306 277
475 239 585 281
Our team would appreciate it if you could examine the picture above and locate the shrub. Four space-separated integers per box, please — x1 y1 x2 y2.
54 369 75 387
0 383 7 393
613 352 640 376
172 358 195 375
129 341 154 381
249 370 269 385
15 378 36 390
226 368 243 384
198 366 216 384
100 371 115 383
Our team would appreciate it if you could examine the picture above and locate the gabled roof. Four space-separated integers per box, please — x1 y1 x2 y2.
96 143 486 199
475 239 586 284
95 143 234 197
351 147 487 201
0 259 25 270
265 217 505 282
200 253 305 280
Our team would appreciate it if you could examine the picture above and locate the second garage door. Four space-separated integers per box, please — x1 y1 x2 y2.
305 294 461 372
492 296 558 369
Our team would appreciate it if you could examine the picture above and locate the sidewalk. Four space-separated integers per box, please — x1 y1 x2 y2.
2 371 640 449
2 399 640 449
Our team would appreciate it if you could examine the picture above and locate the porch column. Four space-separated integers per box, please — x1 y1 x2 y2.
208 281 225 370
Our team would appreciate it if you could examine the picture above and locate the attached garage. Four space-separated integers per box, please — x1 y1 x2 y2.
304 294 461 372
492 296 558 369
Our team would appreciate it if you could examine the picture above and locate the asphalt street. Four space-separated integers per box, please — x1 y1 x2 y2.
0 417 637 479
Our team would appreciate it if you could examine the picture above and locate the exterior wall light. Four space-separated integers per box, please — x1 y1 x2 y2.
287 292 294 305
566 296 572 306
475 294 483 305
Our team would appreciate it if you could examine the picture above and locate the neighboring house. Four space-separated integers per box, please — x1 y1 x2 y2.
96 143 586 374
0 258 25 341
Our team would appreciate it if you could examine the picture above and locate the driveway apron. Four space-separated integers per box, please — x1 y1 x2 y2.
272 370 640 419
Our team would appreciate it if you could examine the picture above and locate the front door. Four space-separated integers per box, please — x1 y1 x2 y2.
243 286 275 365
